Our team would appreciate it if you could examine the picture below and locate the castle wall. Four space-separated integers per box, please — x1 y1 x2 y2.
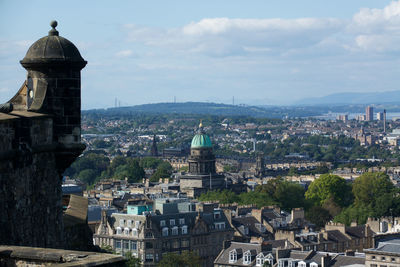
0 114 64 247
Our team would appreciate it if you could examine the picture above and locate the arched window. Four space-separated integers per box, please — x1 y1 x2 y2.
124 227 130 235
298 261 307 267
310 262 318 267
162 227 168 237
116 227 122 235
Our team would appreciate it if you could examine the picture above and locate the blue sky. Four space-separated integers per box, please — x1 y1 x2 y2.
1 0 399 109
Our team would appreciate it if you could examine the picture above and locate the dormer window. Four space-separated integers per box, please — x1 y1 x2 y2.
214 211 221 219
135 221 140 228
160 220 166 227
310 262 318 267
116 227 122 235
170 219 175 226
243 251 251 265
162 227 168 237
256 253 265 266
132 228 138 237
229 250 237 263
179 218 185 225
181 225 188 234
298 261 306 267
172 226 179 235
124 227 130 235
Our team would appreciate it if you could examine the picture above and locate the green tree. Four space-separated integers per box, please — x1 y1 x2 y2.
113 159 145 183
305 206 332 228
124 251 141 267
158 251 201 267
352 172 394 208
305 174 352 208
150 161 173 182
78 169 98 185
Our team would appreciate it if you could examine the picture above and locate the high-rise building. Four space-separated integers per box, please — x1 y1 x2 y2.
366 106 374 121
377 112 384 121
384 109 387 133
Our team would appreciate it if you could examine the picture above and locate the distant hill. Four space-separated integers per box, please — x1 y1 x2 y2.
295 91 400 106
84 102 322 118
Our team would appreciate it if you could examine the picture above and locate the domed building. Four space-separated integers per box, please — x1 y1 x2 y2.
180 122 227 197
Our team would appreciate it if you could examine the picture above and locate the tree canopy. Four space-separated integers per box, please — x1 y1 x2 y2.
305 174 352 208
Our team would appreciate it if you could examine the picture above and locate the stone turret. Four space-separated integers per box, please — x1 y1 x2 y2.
0 21 86 248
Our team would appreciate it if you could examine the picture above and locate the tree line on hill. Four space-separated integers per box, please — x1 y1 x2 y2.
199 172 400 227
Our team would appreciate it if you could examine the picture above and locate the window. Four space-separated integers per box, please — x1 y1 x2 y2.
115 240 122 249
130 241 137 250
310 262 318 267
372 256 376 260
135 221 140 228
172 226 178 235
298 261 306 267
124 227 130 235
170 219 175 226
145 232 153 238
160 220 166 227
145 253 154 262
382 257 386 261
243 251 251 265
214 211 221 219
146 242 153 249
181 239 189 247
116 227 122 235
179 218 185 225
256 253 264 266
127 220 132 227
132 228 138 237
162 227 168 237
172 239 180 249
119 219 125 227
229 250 237 263
181 225 188 234
215 222 225 230
123 240 129 250
392 258 396 262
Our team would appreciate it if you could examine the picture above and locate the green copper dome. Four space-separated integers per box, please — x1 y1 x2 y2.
191 134 212 148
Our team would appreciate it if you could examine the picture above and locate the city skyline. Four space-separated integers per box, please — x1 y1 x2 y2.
1 0 400 109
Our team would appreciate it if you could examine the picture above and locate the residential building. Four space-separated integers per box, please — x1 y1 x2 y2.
364 234 400 267
93 198 234 266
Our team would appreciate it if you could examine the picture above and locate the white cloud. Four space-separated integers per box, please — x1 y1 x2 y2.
115 49 133 58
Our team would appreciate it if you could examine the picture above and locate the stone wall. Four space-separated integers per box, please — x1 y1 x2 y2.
0 114 64 248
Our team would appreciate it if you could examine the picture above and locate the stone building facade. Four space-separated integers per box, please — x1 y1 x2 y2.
0 21 86 248
93 199 234 267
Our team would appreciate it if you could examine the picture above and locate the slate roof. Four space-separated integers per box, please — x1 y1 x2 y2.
232 216 269 237
214 242 264 266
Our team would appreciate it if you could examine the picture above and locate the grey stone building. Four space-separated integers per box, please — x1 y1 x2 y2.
93 198 234 266
180 122 228 197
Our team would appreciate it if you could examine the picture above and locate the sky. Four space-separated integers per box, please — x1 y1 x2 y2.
1 0 400 109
